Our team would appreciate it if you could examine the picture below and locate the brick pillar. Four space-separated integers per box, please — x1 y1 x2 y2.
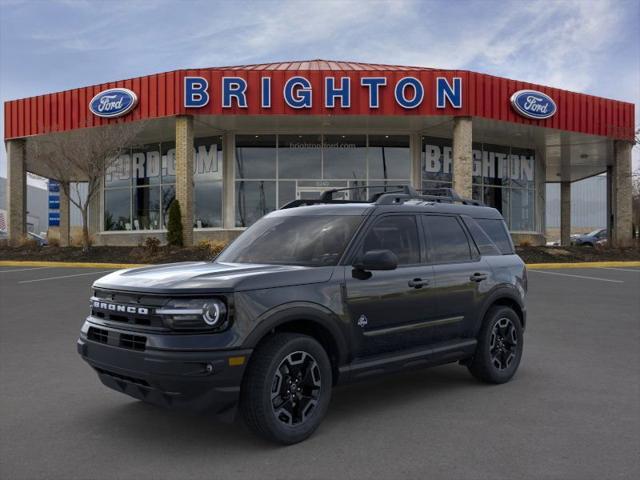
560 181 571 246
452 116 472 198
222 133 236 229
409 133 422 190
611 141 633 247
175 115 194 246
59 181 70 247
6 139 27 245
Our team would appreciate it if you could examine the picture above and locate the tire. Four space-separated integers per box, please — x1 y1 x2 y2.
468 306 523 384
240 333 332 444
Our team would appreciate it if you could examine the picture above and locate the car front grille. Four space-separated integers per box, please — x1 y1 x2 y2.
90 290 168 330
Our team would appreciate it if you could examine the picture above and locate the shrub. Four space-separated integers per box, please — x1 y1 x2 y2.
144 236 161 255
48 237 60 247
197 239 227 258
166 200 183 247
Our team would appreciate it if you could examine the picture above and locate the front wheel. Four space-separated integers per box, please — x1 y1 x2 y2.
468 306 523 384
240 333 332 444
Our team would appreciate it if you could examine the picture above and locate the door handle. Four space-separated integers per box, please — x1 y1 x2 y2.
470 272 488 282
408 278 430 289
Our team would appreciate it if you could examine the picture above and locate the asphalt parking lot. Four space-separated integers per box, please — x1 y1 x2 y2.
1 265 639 480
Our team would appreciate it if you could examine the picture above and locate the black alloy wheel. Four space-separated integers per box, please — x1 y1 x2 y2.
271 351 322 426
467 306 523 384
489 317 518 371
241 333 332 444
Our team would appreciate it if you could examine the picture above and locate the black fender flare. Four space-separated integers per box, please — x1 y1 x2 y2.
474 286 526 336
242 302 350 366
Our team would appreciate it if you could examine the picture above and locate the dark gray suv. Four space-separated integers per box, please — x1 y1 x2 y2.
78 186 527 444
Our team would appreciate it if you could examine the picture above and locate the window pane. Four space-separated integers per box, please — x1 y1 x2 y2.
161 142 176 183
194 181 222 228
423 215 471 262
509 147 535 189
482 143 510 187
132 186 160 230
368 135 410 180
105 152 131 188
422 136 452 184
476 218 514 254
104 188 131 231
235 135 276 179
278 134 322 179
236 180 277 227
483 186 508 219
509 188 535 231
361 216 420 265
194 136 223 183
132 143 161 187
323 134 366 179
278 180 297 207
161 185 175 228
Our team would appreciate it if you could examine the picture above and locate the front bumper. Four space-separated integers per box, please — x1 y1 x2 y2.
77 325 251 417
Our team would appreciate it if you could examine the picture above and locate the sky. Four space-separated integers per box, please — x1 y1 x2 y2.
0 0 639 183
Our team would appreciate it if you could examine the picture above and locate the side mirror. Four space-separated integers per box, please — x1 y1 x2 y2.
354 249 398 271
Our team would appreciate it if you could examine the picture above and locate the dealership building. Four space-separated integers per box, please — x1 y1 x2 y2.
4 60 636 246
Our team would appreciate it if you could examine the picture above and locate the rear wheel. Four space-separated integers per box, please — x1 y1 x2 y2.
468 306 523 384
240 333 332 444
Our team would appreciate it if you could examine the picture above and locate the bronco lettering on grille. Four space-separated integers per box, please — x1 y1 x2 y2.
92 300 149 315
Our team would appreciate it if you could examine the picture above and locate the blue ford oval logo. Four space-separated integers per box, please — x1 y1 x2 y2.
89 88 138 118
510 89 556 120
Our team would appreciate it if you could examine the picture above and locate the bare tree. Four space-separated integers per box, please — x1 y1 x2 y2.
27 122 143 250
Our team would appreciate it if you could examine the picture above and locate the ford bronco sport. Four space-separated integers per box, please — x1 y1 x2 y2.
78 186 527 444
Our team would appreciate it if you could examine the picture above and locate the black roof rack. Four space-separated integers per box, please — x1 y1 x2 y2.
280 185 485 209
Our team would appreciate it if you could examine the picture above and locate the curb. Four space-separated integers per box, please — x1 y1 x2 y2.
2 260 639 270
0 260 147 269
526 261 640 269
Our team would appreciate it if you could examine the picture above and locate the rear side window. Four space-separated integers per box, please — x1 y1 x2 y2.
462 217 501 256
476 218 514 254
360 215 420 265
422 215 472 263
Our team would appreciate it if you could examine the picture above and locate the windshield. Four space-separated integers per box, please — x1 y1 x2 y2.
587 229 604 237
217 215 363 266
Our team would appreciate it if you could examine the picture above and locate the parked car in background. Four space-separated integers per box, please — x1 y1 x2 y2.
571 229 607 247
27 231 48 246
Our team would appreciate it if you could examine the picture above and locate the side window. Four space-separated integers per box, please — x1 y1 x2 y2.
476 218 514 254
423 215 472 263
360 215 420 265
462 216 501 256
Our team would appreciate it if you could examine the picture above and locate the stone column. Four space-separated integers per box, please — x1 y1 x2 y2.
452 116 473 198
6 139 27 245
560 181 571 246
610 141 633 247
59 181 70 247
222 133 236 229
175 115 194 246
409 133 422 190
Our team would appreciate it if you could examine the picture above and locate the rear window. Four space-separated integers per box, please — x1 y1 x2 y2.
476 218 514 254
462 217 501 256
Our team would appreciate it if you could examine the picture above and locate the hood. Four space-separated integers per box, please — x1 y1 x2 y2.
93 261 335 294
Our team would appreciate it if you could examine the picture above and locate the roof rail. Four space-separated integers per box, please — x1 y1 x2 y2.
279 184 485 209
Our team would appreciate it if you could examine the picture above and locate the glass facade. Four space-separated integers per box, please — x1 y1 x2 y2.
235 134 410 227
103 136 223 231
422 136 537 232
102 132 538 234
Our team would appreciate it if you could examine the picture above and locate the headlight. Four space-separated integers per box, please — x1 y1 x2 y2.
156 298 228 331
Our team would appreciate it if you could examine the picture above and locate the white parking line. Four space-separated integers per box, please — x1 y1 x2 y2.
0 267 54 273
18 270 114 284
528 270 624 283
597 267 640 273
